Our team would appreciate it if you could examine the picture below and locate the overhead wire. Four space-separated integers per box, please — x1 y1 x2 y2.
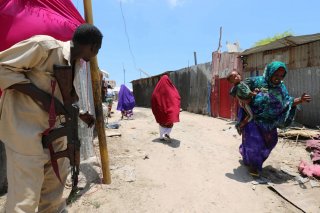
119 1 138 72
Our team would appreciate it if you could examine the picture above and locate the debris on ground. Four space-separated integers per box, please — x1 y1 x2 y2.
113 165 136 182
105 122 121 129
310 179 320 188
278 128 320 140
251 176 270 185
143 155 149 160
106 131 121 137
280 165 300 177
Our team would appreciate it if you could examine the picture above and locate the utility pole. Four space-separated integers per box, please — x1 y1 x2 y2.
217 26 222 52
194 51 197 65
83 0 111 184
123 63 126 86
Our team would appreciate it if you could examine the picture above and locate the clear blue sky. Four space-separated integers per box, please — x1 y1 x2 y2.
72 0 320 88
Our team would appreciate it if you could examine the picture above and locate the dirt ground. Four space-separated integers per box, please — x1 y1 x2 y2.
1 106 319 212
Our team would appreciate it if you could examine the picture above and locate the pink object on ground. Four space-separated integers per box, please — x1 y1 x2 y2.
306 140 320 150
298 160 320 178
311 150 320 163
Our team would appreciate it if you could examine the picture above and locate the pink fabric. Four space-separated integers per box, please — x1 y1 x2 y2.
305 140 320 163
0 0 85 51
298 160 320 178
306 139 320 150
311 150 320 162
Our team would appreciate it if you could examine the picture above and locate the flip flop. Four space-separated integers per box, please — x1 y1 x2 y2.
249 172 260 177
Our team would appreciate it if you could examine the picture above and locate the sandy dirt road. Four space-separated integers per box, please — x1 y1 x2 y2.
67 107 311 213
0 107 316 213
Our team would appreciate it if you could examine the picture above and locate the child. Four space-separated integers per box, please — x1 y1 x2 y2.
106 85 115 117
227 71 258 135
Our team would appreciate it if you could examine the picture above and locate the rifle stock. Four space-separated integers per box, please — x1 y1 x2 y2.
52 64 78 105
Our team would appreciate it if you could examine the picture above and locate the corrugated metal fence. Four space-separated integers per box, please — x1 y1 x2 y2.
284 67 320 127
211 52 242 120
132 62 212 115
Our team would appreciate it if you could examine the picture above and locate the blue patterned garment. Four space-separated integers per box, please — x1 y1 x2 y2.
244 61 296 130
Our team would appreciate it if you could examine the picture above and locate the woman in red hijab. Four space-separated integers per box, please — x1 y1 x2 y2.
151 75 181 141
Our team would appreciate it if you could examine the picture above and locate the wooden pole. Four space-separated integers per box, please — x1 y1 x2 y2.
83 0 111 184
123 63 125 86
217 26 222 52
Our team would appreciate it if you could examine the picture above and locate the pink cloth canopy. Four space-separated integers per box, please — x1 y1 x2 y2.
0 0 85 52
0 0 85 95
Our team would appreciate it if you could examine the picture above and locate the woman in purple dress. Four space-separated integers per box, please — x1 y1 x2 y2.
117 84 135 119
239 61 312 176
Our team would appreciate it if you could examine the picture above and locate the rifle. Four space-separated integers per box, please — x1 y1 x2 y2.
42 64 81 202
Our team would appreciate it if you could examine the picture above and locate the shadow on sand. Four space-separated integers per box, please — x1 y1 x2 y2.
66 162 101 204
152 138 181 148
225 160 295 184
225 160 254 183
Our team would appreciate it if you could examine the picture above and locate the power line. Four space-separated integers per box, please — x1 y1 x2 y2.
119 1 138 71
119 1 151 78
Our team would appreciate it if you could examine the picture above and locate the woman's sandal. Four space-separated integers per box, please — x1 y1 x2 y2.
248 167 260 177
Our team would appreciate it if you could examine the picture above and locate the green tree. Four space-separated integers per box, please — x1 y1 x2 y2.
253 31 294 47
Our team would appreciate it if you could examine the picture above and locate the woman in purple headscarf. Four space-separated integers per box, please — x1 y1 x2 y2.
117 84 135 119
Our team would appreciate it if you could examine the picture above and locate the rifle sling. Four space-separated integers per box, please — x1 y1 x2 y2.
48 143 63 185
40 79 65 184
42 80 57 135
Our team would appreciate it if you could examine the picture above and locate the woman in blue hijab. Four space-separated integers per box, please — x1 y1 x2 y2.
239 61 312 176
117 84 135 119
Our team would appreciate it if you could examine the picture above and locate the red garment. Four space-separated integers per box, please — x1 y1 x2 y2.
151 75 181 125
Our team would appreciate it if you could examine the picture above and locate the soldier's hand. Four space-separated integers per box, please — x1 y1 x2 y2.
79 112 95 128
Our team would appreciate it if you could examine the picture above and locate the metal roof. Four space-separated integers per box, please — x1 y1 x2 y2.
241 33 320 56
100 69 109 78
